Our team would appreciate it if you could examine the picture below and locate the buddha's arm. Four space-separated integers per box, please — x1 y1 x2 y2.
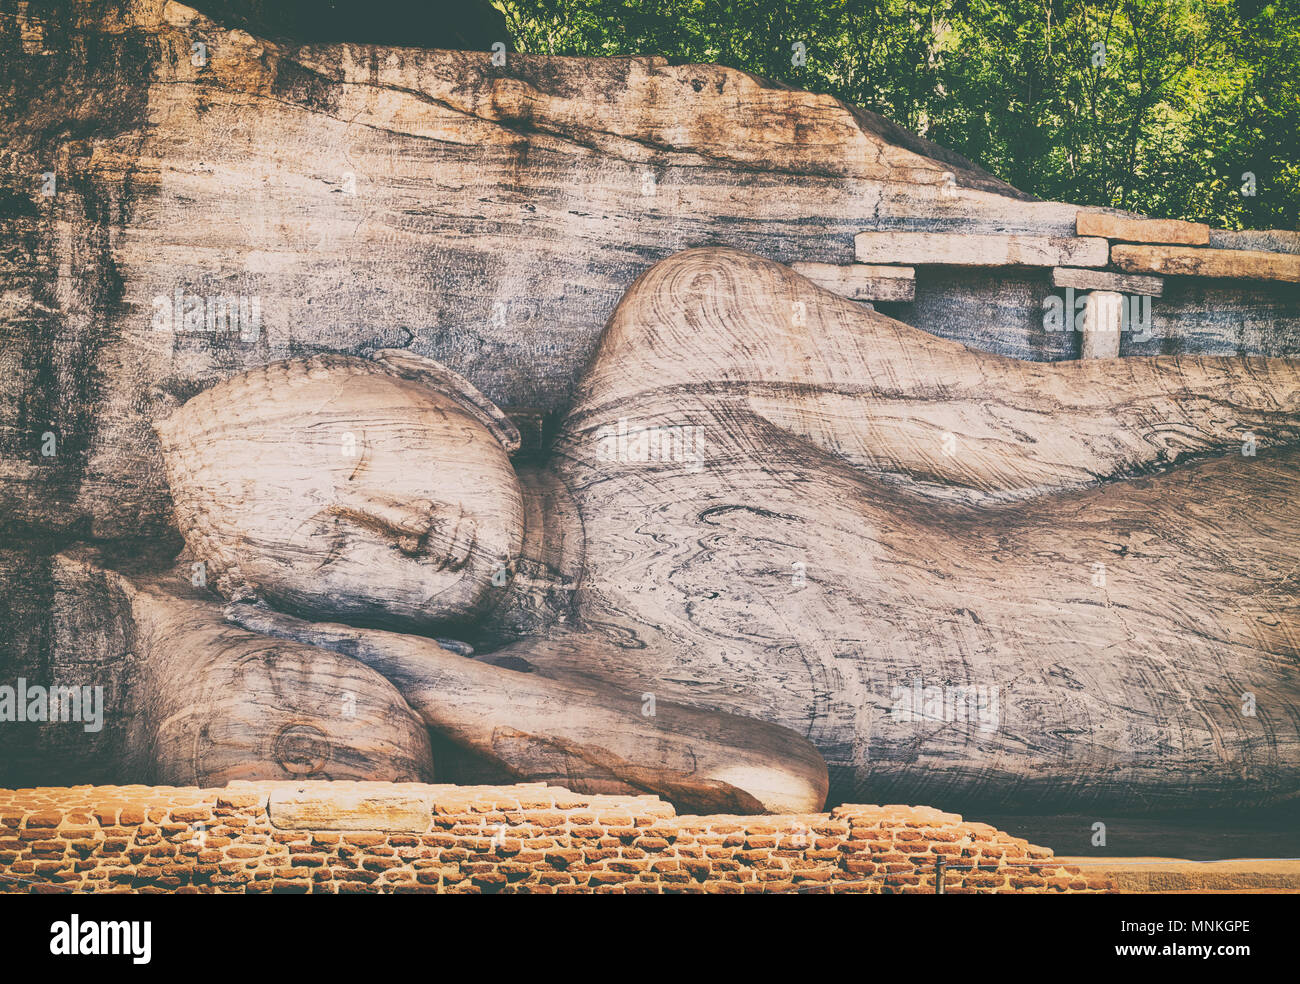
223 602 829 815
59 553 436 785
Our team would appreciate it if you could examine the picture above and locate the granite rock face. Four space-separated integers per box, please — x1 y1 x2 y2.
4 0 1296 546
3 2 1298 804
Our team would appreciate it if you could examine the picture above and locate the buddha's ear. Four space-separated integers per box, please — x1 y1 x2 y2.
371 349 521 456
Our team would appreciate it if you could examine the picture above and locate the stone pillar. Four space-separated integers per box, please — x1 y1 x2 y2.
1081 290 1123 359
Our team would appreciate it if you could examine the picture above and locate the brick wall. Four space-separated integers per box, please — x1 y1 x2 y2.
0 782 1113 894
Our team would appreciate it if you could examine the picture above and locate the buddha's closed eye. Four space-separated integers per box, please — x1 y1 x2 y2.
324 494 477 569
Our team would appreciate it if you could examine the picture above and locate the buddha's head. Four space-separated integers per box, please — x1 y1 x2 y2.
155 353 524 632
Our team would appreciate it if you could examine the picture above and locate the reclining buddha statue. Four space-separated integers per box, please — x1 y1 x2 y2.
133 247 1299 814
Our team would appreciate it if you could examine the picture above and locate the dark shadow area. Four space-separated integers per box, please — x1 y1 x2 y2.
185 0 511 50
982 804 1300 861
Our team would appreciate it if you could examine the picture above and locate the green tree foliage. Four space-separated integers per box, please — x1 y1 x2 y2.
492 0 1298 228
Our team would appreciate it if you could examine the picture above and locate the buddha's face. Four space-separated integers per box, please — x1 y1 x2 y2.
157 357 524 632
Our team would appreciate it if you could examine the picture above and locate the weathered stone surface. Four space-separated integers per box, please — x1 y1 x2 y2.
887 268 1300 363
789 263 915 300
154 354 526 632
4 2 1300 820
1076 212 1209 245
1209 228 1300 255
1108 277 1300 359
1113 244 1300 282
854 232 1109 267
10 550 436 788
148 344 828 814
268 783 435 831
1051 267 1164 296
1056 856 1300 893
11 248 1300 813
1080 291 1123 358
541 248 1300 811
2 1 1295 549
226 601 830 815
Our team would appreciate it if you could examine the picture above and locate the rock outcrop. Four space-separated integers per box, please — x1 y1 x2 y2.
3 0 1296 543
3 2 1298 815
